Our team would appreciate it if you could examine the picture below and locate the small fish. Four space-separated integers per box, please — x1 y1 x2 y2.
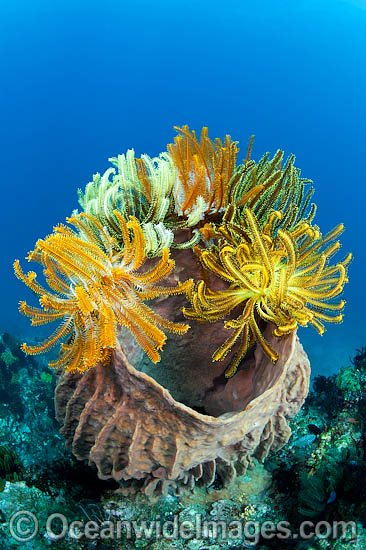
327 491 336 504
292 434 316 447
308 424 322 436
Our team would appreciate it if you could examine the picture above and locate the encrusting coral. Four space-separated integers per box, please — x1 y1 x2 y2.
14 125 351 494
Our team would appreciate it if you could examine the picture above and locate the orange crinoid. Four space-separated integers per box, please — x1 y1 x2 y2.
14 212 192 373
167 125 240 216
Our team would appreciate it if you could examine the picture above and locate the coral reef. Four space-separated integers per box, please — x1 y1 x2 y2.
0 332 65 467
0 331 366 548
0 446 23 491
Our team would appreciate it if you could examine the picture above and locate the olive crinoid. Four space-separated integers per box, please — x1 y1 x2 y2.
14 211 193 373
183 207 351 378
167 125 316 232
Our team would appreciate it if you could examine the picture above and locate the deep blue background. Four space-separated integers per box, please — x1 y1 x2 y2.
1 0 365 376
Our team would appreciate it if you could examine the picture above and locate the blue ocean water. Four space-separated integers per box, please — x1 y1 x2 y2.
0 0 365 377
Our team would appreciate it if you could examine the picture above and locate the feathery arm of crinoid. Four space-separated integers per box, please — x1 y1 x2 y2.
167 125 240 218
14 212 193 373
183 207 351 377
78 149 176 227
227 148 316 233
77 147 201 254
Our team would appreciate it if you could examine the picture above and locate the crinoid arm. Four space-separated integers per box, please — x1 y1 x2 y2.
167 125 239 217
183 207 351 377
15 213 193 373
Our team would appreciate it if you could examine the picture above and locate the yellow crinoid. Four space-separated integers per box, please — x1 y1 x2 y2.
14 211 193 373
183 207 351 378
